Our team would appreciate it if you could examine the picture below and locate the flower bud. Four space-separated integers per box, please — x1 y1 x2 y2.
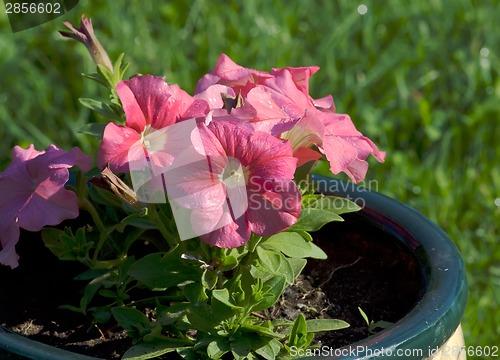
91 166 141 208
60 15 113 73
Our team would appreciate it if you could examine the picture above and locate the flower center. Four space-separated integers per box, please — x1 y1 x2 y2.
141 125 155 149
220 157 246 189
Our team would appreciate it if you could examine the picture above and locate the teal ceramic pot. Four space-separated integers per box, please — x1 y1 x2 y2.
0 176 468 360
302 175 468 360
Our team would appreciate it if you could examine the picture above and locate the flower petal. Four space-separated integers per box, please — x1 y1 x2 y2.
199 211 250 248
271 65 320 96
247 178 301 236
194 53 271 93
98 122 142 172
118 75 209 132
294 147 322 167
194 84 235 110
0 222 20 269
18 186 79 231
231 86 290 135
31 145 91 174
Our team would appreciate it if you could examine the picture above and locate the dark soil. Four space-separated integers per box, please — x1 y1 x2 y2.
0 213 423 359
298 212 423 348
0 230 132 359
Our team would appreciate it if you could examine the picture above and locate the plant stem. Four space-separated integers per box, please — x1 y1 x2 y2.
247 234 264 253
75 171 106 234
92 256 127 269
75 172 111 264
79 197 106 233
148 204 178 248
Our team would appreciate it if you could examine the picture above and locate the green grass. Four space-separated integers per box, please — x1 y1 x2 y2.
0 1 498 359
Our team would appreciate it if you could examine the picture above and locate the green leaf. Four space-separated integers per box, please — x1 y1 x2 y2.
264 232 311 257
120 61 130 80
218 255 239 271
302 194 361 214
114 210 156 232
263 232 327 259
306 319 350 332
254 338 282 360
176 347 200 360
183 282 208 305
112 53 130 86
156 303 189 326
97 63 115 88
99 289 118 299
78 98 119 120
289 194 360 232
201 269 218 290
81 72 108 87
239 322 284 339
207 339 231 359
358 306 370 326
251 247 295 284
41 227 76 260
295 230 313 242
80 272 112 311
111 307 151 339
186 303 233 333
230 335 253 359
41 227 93 262
212 288 244 310
89 306 113 324
251 275 287 312
286 258 307 280
288 208 343 232
254 246 282 273
74 268 109 281
122 340 187 360
78 122 107 139
288 313 313 349
128 252 199 290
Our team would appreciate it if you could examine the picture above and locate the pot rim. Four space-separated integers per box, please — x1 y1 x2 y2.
0 175 468 360
310 175 468 360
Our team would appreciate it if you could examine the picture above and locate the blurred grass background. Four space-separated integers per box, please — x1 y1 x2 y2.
0 0 498 359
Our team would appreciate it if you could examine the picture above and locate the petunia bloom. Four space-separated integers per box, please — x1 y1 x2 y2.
164 120 301 248
98 75 209 173
0 145 92 269
195 54 314 136
195 54 385 183
282 110 386 183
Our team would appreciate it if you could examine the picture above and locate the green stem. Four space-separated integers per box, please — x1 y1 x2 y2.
74 172 110 264
92 256 127 269
80 197 106 234
75 171 106 234
148 205 178 248
247 234 264 253
78 197 110 264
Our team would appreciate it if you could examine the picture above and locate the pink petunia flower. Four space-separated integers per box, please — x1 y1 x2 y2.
195 54 314 136
98 75 209 173
0 145 92 268
281 110 386 183
164 120 301 248
195 54 385 183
